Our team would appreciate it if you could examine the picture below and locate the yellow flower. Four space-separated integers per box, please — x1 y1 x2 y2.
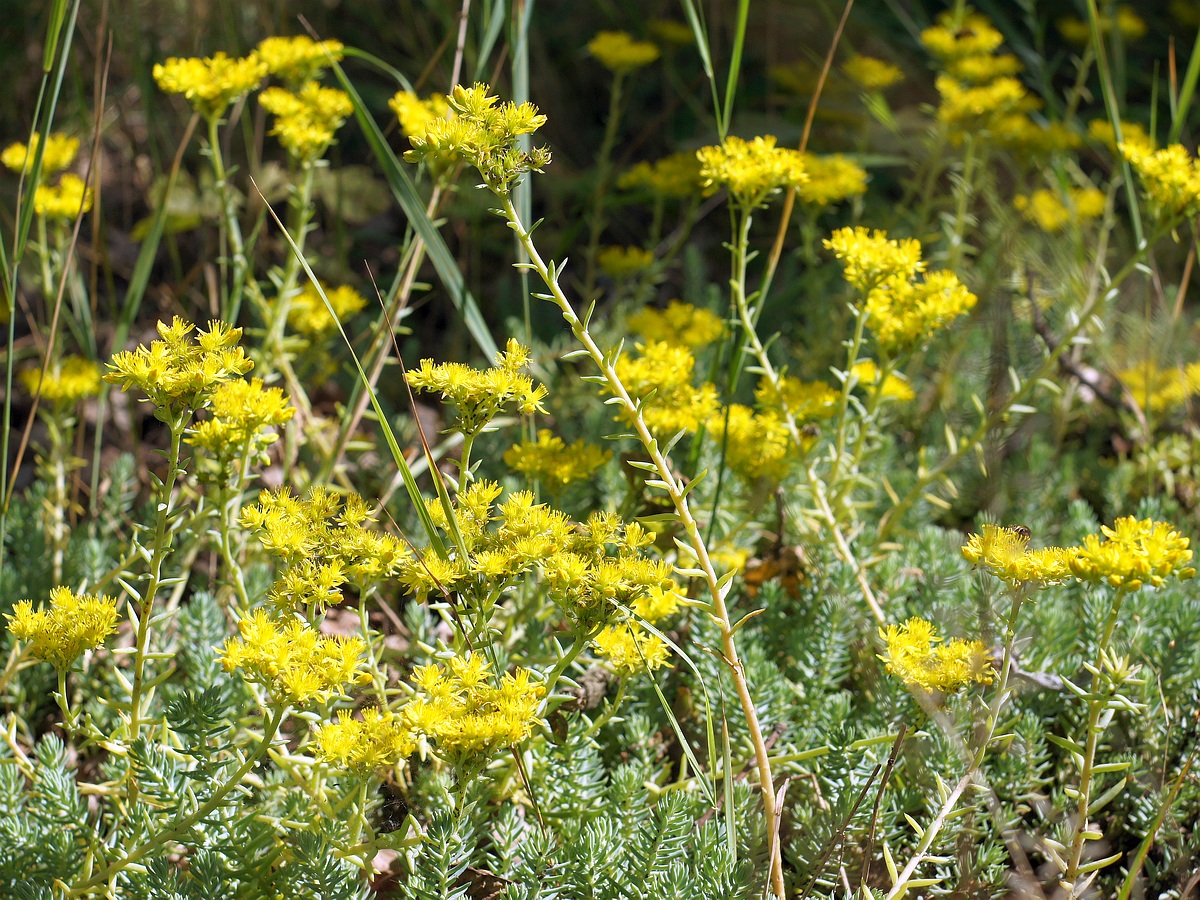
879 617 994 694
6 587 119 670
588 31 661 72
19 356 102 404
1122 141 1200 221
851 360 915 402
389 90 451 140
316 707 415 773
504 430 610 486
187 377 294 459
260 83 353 163
946 53 1022 83
921 11 1005 61
934 75 1038 135
707 404 794 482
1059 6 1146 44
842 55 903 91
989 115 1080 158
285 282 368 337
617 152 704 198
962 524 1075 588
1088 118 1153 155
1014 186 1106 232
33 174 93 220
1118 360 1200 414
153 52 267 121
597 245 654 277
219 609 368 706
1 132 79 177
631 583 684 622
797 154 868 208
1070 517 1195 591
256 35 344 85
755 376 839 422
697 135 807 208
614 340 719 436
824 226 923 292
593 623 671 677
627 300 725 349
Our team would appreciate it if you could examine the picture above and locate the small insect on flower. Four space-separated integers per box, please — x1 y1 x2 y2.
1006 524 1031 541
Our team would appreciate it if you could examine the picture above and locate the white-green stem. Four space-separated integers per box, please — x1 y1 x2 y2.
207 117 249 324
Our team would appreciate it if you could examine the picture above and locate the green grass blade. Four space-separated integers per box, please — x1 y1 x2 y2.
1169 27 1200 144
720 0 751 137
677 0 724 138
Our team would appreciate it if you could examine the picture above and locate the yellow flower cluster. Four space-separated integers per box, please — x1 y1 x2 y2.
1088 118 1152 155
879 617 994 694
1014 186 1106 232
1 132 79 176
503 430 611 486
613 340 719 436
649 19 694 46
825 227 976 355
19 356 103 405
407 656 544 755
6 587 120 670
389 90 451 140
1118 360 1200 414
241 486 410 607
597 245 654 277
962 524 1074 588
260 82 353 163
851 360 915 402
587 31 661 73
405 83 550 194
153 52 267 121
1121 142 1200 222
934 75 1038 133
1070 517 1194 591
316 707 415 773
1058 6 1146 44
921 11 1005 61
707 404 794 482
105 317 252 416
187 377 294 462
697 135 807 208
34 174 93 221
592 587 679 676
618 151 704 198
627 300 725 349
755 376 839 421
797 154 868 208
285 282 368 338
842 55 904 91
256 35 344 85
406 338 547 437
220 609 367 706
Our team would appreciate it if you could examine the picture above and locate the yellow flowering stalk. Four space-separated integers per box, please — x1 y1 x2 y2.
850 360 915 402
697 135 807 209
256 35 344 85
797 154 868 208
934 75 1039 136
1014 186 1106 232
878 617 994 694
962 524 1074 589
1121 141 1200 222
406 656 545 760
503 430 610 487
597 245 654 277
613 340 720 437
220 609 368 707
618 152 704 198
390 90 451 140
921 10 1006 61
1088 118 1152 155
284 282 368 339
627 300 725 349
259 82 353 164
153 52 267 121
6 587 119 671
2 132 79 177
707 404 795 482
1059 5 1146 44
188 377 294 464
33 174 93 221
316 707 415 774
1070 516 1194 591
1117 360 1200 415
754 376 839 422
587 31 660 73
842 56 903 91
19 355 102 406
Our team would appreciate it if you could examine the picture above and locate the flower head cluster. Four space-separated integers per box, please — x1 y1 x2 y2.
1058 6 1146 44
597 245 654 277
34 174 93 221
1088 119 1152 155
1121 142 1200 222
316 707 416 773
697 135 807 208
921 11 1006 61
755 376 839 422
503 430 610 487
187 377 294 465
613 340 719 437
105 318 252 417
1014 186 1106 232
1118 360 1200 414
256 35 344 85
826 227 976 355
19 356 103 405
588 31 661 73
706 404 794 482
405 83 550 194
153 52 267 121
593 584 678 676
260 82 353 163
285 282 368 338
879 617 994 694
5 587 120 670
390 91 451 140
220 610 367 706
851 360 915 402
627 300 725 349
797 154 868 208
1070 517 1194 591
618 151 704 198
241 486 410 608
842 56 903 91
407 338 547 437
962 524 1074 589
2 132 79 177
406 656 544 756
934 75 1038 134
